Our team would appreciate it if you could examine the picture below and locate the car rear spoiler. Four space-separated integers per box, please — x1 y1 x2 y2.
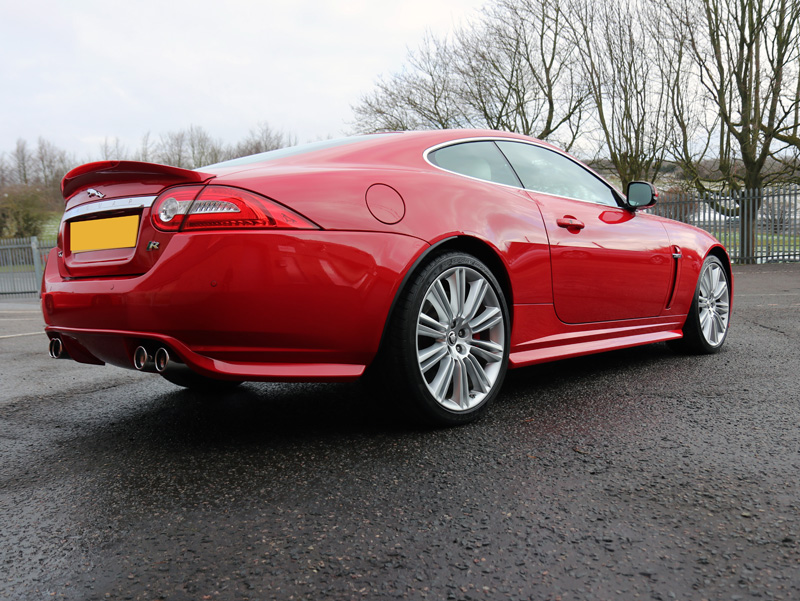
61 161 214 200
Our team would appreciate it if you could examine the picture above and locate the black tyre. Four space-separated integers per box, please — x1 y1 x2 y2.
670 254 731 354
385 252 510 426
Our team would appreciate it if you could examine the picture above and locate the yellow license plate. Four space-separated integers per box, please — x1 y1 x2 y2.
70 215 140 253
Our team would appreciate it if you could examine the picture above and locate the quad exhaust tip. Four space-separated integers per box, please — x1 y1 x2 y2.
154 347 170 373
133 346 152 371
133 345 177 374
48 337 69 359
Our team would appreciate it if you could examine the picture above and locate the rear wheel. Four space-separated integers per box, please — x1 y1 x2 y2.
385 252 510 426
671 255 730 354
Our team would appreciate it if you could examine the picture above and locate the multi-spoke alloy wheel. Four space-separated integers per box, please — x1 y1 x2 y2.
697 259 730 347
416 264 506 412
671 254 731 354
388 252 510 425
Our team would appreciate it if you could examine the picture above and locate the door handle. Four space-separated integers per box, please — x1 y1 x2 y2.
557 217 585 230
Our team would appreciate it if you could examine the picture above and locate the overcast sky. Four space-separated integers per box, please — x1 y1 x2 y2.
0 0 485 161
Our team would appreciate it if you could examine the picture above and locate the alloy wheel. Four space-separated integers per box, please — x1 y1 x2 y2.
697 261 730 347
415 265 506 412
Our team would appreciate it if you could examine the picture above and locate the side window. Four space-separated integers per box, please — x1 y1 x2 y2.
428 141 522 187
496 141 618 206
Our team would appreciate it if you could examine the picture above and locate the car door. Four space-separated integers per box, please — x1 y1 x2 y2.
496 141 673 324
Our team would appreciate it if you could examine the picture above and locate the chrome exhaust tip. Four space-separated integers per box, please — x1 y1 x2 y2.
133 346 152 371
48 337 69 359
154 347 170 373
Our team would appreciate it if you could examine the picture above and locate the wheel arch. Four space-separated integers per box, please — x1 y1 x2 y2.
706 245 734 298
370 235 514 369
668 244 733 355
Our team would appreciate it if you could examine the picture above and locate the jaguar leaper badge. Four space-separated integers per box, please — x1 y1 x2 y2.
86 188 105 199
146 241 160 251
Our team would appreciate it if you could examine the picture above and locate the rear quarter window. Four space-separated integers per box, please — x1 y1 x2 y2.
428 141 522 187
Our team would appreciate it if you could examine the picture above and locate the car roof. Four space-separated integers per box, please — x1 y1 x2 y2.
200 129 546 176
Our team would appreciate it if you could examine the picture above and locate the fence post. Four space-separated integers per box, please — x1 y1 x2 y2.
31 236 42 295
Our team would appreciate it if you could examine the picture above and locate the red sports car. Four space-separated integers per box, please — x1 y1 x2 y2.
42 130 732 425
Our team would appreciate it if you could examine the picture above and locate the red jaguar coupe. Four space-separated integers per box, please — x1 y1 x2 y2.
42 130 732 425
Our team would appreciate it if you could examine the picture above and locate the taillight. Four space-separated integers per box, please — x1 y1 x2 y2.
151 185 318 232
151 186 204 231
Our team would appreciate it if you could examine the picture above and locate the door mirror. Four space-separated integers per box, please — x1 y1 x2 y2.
626 181 658 209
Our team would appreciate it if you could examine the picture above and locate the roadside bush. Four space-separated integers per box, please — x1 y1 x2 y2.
0 185 48 238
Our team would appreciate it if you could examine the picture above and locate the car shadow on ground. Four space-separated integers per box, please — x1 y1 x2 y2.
40 341 692 513
78 340 682 449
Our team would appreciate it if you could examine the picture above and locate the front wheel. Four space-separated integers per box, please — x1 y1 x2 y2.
386 252 510 426
671 254 731 354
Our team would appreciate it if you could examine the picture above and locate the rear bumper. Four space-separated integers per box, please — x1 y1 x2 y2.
44 326 366 381
42 230 427 381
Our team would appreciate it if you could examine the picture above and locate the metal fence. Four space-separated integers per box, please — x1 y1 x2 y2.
652 186 800 264
0 236 57 298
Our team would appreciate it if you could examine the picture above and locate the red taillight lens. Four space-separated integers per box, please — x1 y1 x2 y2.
151 186 204 231
151 185 318 232
183 186 317 231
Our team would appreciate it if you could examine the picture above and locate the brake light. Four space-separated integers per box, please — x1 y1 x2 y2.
151 186 204 231
151 185 318 232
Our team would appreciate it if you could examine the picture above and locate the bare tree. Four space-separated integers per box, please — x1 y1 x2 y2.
0 122 297 187
676 0 800 190
35 138 72 207
568 0 670 187
152 126 228 168
229 122 296 158
457 0 587 148
133 132 155 163
12 139 34 186
352 34 466 132
157 129 188 168
186 125 225 168
648 0 720 192
352 2 586 146
99 137 128 161
660 0 800 260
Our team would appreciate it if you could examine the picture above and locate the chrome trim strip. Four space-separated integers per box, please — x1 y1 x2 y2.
62 196 157 222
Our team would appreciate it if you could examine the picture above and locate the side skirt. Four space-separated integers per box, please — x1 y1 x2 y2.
508 304 685 369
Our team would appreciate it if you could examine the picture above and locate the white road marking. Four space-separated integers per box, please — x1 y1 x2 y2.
0 332 45 339
0 318 42 321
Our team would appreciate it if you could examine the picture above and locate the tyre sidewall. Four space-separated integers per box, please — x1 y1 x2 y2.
685 255 729 354
398 252 511 425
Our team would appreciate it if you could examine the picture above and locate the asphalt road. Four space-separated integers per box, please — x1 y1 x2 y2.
1 263 799 601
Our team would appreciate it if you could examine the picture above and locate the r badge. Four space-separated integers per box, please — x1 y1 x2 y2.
146 241 160 251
